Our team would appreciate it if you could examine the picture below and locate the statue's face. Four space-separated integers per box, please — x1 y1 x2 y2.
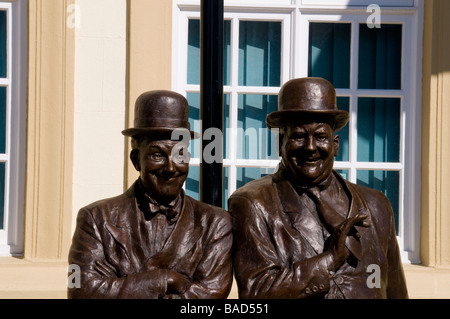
133 138 189 204
281 122 339 187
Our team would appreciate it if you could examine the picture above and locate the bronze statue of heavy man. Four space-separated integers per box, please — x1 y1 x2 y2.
68 90 233 299
228 77 408 299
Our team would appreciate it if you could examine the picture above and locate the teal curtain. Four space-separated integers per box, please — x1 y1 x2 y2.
357 170 399 234
237 94 278 160
185 166 200 200
357 97 400 163
336 170 349 180
358 24 402 89
0 11 6 79
308 23 351 89
186 92 229 160
335 97 349 162
0 11 6 230
0 162 4 229
239 21 281 87
186 92 200 159
187 19 231 85
0 86 5 154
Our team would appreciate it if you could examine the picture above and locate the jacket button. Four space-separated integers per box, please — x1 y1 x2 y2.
319 284 324 290
305 288 311 294
312 286 318 293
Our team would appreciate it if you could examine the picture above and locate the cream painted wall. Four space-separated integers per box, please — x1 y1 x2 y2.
72 0 127 230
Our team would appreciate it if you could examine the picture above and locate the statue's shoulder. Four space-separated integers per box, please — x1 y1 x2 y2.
229 174 275 202
185 194 229 218
343 178 394 214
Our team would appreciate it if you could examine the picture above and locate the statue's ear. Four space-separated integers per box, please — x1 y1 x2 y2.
278 128 285 157
334 134 340 157
279 133 284 156
130 149 141 171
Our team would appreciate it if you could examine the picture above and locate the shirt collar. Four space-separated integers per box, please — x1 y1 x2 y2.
279 162 334 193
275 165 335 213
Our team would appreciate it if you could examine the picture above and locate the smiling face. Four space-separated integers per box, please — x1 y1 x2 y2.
281 122 339 187
131 136 190 204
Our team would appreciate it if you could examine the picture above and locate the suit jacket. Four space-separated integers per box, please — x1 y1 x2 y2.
68 180 233 299
228 169 408 299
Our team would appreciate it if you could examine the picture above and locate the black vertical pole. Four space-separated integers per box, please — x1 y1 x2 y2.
200 0 224 207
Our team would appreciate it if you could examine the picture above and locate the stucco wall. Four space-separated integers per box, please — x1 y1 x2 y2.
72 0 127 231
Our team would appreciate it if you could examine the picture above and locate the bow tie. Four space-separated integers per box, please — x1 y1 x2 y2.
137 178 181 224
147 201 179 224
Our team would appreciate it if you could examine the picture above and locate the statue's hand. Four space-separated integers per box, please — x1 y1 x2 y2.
328 213 368 271
166 270 191 294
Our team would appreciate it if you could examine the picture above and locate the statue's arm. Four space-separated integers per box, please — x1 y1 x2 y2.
67 208 167 299
229 195 332 299
164 213 233 299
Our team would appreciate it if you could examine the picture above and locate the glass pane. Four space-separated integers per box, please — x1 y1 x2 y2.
237 94 278 160
357 97 400 162
357 170 399 235
308 23 351 89
187 19 200 85
186 93 201 159
188 19 231 86
0 86 5 154
358 24 402 90
239 21 281 87
335 97 349 162
224 94 230 159
223 166 229 210
187 93 228 160
236 167 271 189
224 20 231 86
335 169 349 181
185 165 229 210
185 166 199 200
0 162 5 229
0 11 6 78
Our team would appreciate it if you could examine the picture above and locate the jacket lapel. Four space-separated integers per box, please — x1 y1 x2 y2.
333 171 371 261
104 182 145 271
144 193 202 270
273 171 325 255
335 172 371 239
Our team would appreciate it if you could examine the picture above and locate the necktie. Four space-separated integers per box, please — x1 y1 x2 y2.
306 187 362 261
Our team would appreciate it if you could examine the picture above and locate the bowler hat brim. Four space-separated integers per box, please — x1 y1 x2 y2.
122 127 200 139
266 109 349 132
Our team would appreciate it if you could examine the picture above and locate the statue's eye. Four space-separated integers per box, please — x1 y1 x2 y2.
150 152 165 161
316 134 328 142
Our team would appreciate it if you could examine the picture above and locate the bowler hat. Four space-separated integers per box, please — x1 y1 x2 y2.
266 77 349 132
122 90 199 139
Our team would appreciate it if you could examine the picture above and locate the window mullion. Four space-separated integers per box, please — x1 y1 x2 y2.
349 20 359 184
227 16 240 199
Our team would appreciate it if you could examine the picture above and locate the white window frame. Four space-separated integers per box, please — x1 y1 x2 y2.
300 0 415 7
0 0 27 257
172 0 423 263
